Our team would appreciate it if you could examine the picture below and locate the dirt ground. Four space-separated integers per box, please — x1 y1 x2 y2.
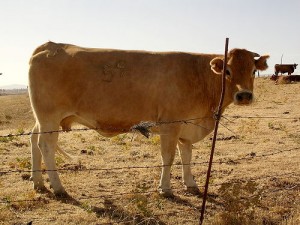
0 77 299 225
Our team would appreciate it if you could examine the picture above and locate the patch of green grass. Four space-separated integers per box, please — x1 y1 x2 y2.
55 156 65 166
16 128 25 135
111 134 127 145
128 182 154 217
268 121 286 131
80 202 93 214
0 135 14 143
9 157 31 170
289 133 300 144
87 145 96 152
131 194 152 216
148 135 160 145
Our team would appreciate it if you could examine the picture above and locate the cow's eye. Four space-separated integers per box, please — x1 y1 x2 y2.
226 69 231 76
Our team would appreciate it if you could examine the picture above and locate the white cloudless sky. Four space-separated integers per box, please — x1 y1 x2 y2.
0 0 299 85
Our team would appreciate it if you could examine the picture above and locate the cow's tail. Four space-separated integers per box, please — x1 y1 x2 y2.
56 145 73 160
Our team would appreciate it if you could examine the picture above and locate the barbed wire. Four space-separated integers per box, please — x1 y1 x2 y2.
0 113 299 224
222 114 300 120
1 171 298 205
0 127 92 138
0 148 299 224
0 116 213 139
0 114 299 139
0 146 298 176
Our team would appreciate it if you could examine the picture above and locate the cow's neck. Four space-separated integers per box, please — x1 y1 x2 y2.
195 72 233 118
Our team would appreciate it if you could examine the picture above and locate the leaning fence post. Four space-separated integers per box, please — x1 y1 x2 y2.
199 37 229 225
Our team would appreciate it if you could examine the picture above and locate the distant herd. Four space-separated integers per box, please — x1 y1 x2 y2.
270 63 299 84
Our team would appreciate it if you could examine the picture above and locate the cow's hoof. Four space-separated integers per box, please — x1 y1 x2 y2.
159 189 174 198
35 187 48 193
33 184 47 193
54 190 69 199
186 186 201 196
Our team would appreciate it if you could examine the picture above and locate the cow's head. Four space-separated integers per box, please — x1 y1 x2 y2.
210 49 269 105
294 63 298 69
270 74 278 81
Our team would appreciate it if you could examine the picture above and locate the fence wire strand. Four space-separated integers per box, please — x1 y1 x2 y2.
1 114 299 139
1 171 299 205
0 146 298 175
0 134 299 175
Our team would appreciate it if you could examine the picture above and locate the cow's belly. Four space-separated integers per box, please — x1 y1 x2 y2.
178 120 214 143
60 112 154 137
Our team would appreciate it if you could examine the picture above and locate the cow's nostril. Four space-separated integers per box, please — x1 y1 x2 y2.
236 94 243 102
246 92 253 101
235 91 253 103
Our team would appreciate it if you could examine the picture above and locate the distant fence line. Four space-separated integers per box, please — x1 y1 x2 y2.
0 88 28 95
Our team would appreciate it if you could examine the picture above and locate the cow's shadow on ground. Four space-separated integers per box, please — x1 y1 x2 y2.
46 192 167 225
168 191 223 210
44 191 222 224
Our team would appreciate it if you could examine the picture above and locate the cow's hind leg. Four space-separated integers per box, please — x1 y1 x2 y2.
178 139 200 195
30 123 46 191
159 126 180 197
38 122 67 196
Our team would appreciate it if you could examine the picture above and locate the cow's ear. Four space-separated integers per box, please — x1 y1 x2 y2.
255 55 270 71
210 57 224 74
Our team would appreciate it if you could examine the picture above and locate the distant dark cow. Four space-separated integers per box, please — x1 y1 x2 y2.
274 64 298 75
274 75 300 84
270 74 278 81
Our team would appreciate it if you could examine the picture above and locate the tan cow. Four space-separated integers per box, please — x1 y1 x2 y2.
28 41 269 197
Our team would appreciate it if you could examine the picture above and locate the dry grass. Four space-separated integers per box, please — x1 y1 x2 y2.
0 77 299 224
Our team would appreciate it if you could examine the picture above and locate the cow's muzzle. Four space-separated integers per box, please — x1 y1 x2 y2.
234 91 253 105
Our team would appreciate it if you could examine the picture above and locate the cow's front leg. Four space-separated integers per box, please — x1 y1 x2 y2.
159 126 180 197
178 139 200 195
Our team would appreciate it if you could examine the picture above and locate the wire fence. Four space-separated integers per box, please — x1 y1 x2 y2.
0 114 299 174
0 113 300 224
1 169 299 204
0 145 299 176
0 114 298 139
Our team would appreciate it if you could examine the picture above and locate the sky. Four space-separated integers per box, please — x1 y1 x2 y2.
0 0 299 86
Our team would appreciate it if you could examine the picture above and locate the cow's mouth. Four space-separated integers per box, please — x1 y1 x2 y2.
234 91 253 105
